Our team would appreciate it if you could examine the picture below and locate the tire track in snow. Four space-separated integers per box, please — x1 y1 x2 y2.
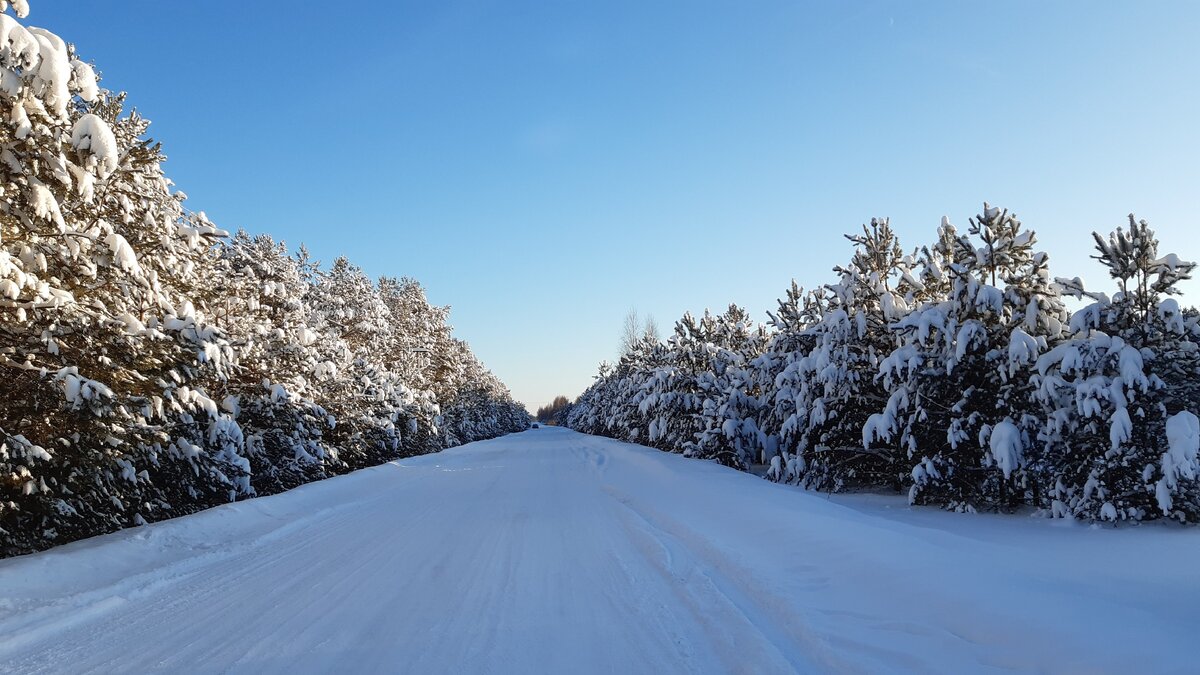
602 485 857 675
0 428 1190 674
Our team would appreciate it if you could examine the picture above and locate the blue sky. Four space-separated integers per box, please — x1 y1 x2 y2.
34 1 1200 409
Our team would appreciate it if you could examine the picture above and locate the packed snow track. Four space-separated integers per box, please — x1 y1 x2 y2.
0 428 1195 674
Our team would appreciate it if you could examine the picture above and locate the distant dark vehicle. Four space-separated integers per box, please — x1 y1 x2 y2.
531 423 540 429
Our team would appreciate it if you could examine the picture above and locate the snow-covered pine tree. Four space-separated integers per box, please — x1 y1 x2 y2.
208 231 337 494
300 256 404 469
377 276 447 455
641 312 711 457
687 305 768 469
437 339 515 444
593 333 655 443
0 8 254 553
870 206 1068 511
928 206 1066 510
1036 216 1200 521
798 219 915 492
564 360 611 436
629 335 673 442
758 280 822 481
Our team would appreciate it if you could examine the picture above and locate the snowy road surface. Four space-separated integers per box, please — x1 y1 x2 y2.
0 428 1196 674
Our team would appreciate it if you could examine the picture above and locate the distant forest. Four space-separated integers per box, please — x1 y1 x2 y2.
535 396 573 424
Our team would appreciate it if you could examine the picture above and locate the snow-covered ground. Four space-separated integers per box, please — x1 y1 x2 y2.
0 427 1195 674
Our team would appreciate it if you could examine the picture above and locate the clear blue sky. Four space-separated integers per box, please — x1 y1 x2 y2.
33 1 1200 410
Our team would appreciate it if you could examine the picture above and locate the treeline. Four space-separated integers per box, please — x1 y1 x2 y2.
565 207 1200 523
535 396 572 423
0 5 528 557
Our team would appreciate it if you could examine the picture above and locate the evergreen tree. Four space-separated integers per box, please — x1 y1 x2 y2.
797 219 916 491
209 231 336 494
1036 216 1199 521
0 10 250 552
757 281 820 481
870 206 1068 511
687 305 768 469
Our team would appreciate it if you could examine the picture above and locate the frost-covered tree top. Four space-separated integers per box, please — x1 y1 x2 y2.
1092 215 1196 318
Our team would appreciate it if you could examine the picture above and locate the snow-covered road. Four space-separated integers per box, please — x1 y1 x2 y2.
0 427 1195 674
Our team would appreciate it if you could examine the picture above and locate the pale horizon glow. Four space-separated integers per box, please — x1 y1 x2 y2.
33 1 1200 410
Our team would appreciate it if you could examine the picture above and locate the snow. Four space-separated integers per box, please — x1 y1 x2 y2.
951 320 984 366
55 368 114 407
28 28 70 118
987 419 1022 479
8 97 29 139
1109 406 1132 450
0 427 1193 674
0 1 29 19
221 395 241 416
1159 298 1185 334
862 411 892 448
1116 341 1147 390
70 60 99 102
1006 327 1039 369
28 178 64 229
103 231 141 273
1159 411 1200 513
1153 252 1191 273
70 114 120 178
1100 501 1119 521
0 15 38 76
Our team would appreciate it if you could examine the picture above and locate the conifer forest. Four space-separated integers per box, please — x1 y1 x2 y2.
565 211 1200 523
0 2 528 557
